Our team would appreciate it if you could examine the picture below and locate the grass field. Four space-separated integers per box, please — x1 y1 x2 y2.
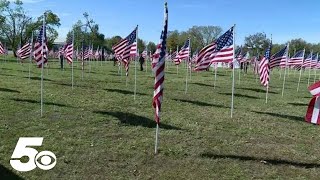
1 57 320 179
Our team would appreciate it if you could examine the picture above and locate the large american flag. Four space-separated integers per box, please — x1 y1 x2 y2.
194 26 234 71
0 42 5 54
152 2 168 124
259 42 272 87
112 27 137 61
174 39 190 65
34 24 48 68
64 36 73 64
112 27 137 76
270 45 288 69
17 41 32 60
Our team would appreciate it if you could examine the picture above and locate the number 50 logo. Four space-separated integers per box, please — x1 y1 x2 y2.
10 137 57 172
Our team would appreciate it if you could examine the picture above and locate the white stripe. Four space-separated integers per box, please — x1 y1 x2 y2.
311 97 320 124
310 87 320 96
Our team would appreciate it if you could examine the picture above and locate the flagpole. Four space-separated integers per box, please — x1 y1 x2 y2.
214 63 217 89
266 85 269 104
29 31 33 81
72 31 74 89
281 44 289 97
134 25 138 100
231 25 236 118
154 123 159 154
297 49 305 92
314 53 318 83
176 45 178 75
185 38 190 94
146 46 148 73
40 13 46 117
308 51 313 86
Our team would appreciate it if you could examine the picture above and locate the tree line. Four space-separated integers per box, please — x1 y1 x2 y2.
1 0 319 58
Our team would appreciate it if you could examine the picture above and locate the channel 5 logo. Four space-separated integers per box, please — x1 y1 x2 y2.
10 137 57 172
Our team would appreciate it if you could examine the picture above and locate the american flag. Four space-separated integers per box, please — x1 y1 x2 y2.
174 39 190 65
311 53 318 68
94 47 100 60
17 41 32 60
34 24 48 68
194 26 234 71
152 2 168 124
83 46 90 60
306 81 320 125
0 42 5 54
288 49 304 66
64 36 73 64
170 51 177 61
259 42 272 87
241 52 250 63
112 27 137 61
191 50 198 63
303 52 313 69
270 45 288 69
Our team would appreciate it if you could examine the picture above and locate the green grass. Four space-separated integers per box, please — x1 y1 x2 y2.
0 57 320 179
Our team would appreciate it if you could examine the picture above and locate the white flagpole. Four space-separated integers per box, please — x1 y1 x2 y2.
145 46 148 73
231 25 236 118
185 38 190 94
29 31 33 81
214 64 217 89
281 44 289 97
176 45 179 75
308 51 313 86
81 44 84 80
72 31 74 89
40 13 46 117
313 53 318 83
266 85 269 104
134 25 138 100
154 123 159 154
297 49 305 92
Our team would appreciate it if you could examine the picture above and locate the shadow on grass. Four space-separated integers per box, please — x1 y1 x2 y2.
191 82 216 88
252 111 303 122
0 73 15 77
0 88 20 93
201 153 320 168
288 102 308 107
238 87 278 94
24 77 53 82
0 164 24 180
219 93 259 99
105 88 147 96
94 111 182 130
173 99 228 108
11 98 72 108
53 82 90 88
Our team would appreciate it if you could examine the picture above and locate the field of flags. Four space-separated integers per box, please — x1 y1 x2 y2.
2 2 320 179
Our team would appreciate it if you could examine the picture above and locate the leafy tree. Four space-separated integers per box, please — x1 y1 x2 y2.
137 38 146 53
244 32 270 56
66 12 104 50
0 0 32 55
147 41 156 53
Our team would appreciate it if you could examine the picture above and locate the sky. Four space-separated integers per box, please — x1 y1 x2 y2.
18 0 320 45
